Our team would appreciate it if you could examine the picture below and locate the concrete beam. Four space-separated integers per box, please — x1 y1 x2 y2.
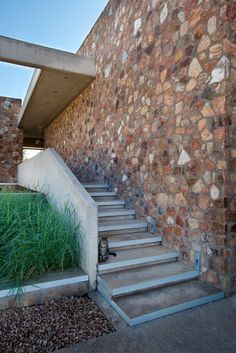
0 35 96 77
17 68 94 129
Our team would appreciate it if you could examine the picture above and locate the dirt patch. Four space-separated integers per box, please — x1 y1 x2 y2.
0 295 115 353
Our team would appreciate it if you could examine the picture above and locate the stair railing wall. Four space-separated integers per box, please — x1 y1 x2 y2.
17 148 98 289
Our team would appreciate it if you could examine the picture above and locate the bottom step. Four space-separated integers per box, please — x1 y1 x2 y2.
106 280 224 326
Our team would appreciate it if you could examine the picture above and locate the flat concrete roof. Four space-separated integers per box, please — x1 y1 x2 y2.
0 36 96 131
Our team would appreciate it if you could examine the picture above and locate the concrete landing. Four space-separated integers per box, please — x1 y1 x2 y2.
113 280 224 326
53 294 236 353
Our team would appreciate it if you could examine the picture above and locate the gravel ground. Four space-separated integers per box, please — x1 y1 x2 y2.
0 296 115 353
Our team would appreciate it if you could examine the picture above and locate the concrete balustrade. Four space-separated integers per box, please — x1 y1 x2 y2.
17 148 98 289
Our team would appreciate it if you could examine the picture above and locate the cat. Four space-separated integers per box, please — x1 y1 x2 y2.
99 237 116 263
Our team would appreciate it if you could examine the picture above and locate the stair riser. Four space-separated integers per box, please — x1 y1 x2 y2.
97 202 125 208
99 227 147 236
108 240 162 251
98 215 135 222
98 271 199 298
93 196 117 201
85 188 108 192
98 257 178 275
98 206 125 211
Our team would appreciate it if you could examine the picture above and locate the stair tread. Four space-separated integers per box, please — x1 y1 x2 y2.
98 245 177 265
82 183 109 189
108 232 161 242
98 209 135 217
99 220 147 228
96 200 125 206
113 280 224 321
89 192 116 197
98 222 147 232
99 262 197 291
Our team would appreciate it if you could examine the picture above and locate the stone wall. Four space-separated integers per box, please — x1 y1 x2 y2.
0 97 23 182
45 0 236 292
223 5 236 293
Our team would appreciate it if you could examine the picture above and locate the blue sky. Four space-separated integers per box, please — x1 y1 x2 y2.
0 0 109 100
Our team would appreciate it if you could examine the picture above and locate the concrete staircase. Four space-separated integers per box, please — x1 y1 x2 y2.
84 182 224 326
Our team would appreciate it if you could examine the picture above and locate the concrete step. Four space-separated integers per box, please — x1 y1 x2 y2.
90 191 117 201
108 232 162 250
109 280 224 326
98 209 136 221
98 220 147 234
82 183 109 190
98 262 198 297
98 245 179 274
89 191 116 198
96 200 125 208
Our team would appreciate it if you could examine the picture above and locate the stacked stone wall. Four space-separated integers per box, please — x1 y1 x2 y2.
0 97 23 183
45 0 236 292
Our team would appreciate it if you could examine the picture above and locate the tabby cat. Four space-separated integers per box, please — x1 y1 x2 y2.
99 237 116 262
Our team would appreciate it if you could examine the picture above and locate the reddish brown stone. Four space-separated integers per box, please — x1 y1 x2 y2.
214 127 227 140
205 160 215 171
198 195 209 210
176 215 184 227
192 139 202 150
0 97 23 182
163 226 173 236
189 7 202 28
212 96 226 115
174 226 182 237
194 26 204 40
223 38 236 56
164 89 174 105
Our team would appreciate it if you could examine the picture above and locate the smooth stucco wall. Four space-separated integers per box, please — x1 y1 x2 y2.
17 148 98 289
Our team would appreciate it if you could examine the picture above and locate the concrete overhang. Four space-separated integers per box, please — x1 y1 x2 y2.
0 35 96 132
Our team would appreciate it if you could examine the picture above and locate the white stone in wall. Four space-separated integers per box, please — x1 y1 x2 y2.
122 174 128 182
2 99 11 110
209 56 230 84
189 218 199 230
122 50 128 64
160 3 168 24
149 153 154 164
108 6 113 16
152 0 159 9
188 58 202 78
118 124 122 135
167 216 175 225
207 247 213 255
177 149 191 165
134 18 141 36
104 64 111 78
177 11 185 23
207 16 216 35
210 184 220 200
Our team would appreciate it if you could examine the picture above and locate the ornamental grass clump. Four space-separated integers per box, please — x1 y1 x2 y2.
0 192 80 291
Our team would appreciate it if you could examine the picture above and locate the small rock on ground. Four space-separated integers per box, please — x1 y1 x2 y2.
0 295 115 353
